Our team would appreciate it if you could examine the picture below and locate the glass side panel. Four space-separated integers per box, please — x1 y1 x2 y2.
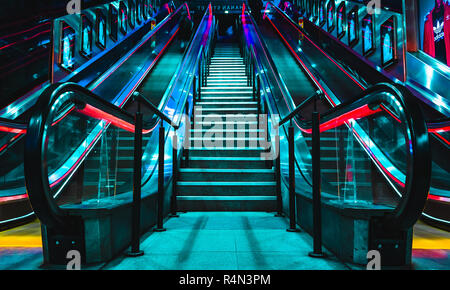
44 96 157 209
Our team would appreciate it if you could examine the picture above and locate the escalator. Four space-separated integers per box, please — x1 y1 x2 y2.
258 3 450 231
0 3 190 229
22 5 216 264
240 7 430 266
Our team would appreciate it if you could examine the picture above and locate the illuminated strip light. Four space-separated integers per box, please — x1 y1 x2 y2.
0 21 50 40
51 106 75 126
78 104 154 134
0 29 51 51
428 194 450 203
352 127 406 187
380 104 401 123
0 133 22 154
0 125 26 134
297 104 382 134
428 126 450 134
0 194 28 203
0 212 35 225
421 212 450 225
185 2 191 20
432 132 450 146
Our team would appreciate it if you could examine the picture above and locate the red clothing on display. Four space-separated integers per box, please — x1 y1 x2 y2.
423 2 450 66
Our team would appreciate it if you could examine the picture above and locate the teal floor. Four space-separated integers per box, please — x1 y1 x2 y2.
103 212 349 270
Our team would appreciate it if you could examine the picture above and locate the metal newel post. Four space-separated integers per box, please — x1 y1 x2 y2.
309 99 325 257
275 132 283 217
193 75 197 103
287 120 300 232
126 106 144 257
198 61 202 101
154 123 167 232
169 132 179 218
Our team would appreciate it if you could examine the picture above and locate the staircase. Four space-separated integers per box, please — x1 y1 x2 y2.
177 42 277 211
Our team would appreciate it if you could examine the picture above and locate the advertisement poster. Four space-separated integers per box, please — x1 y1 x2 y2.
362 13 375 55
380 16 397 67
327 0 335 32
348 5 359 47
319 0 326 26
59 22 75 71
96 10 106 49
81 15 93 57
110 4 118 42
337 2 346 39
120 2 128 35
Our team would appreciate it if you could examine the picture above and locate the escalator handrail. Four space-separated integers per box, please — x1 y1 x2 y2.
132 92 178 129
242 10 431 231
278 90 323 126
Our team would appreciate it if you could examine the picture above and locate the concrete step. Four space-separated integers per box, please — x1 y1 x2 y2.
197 107 258 114
198 96 254 102
190 128 265 138
177 196 277 211
195 101 258 108
183 156 272 169
187 147 268 157
178 168 275 182
177 181 276 196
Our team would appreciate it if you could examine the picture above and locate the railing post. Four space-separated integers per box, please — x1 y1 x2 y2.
309 100 325 257
198 58 202 101
154 123 167 232
275 131 283 217
193 75 197 103
287 120 300 232
126 108 144 257
169 131 179 218
184 101 190 168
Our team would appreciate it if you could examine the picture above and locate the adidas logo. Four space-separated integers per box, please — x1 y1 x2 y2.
434 20 444 34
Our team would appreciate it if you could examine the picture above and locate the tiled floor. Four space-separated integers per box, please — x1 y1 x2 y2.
411 220 450 270
103 212 349 270
0 214 449 270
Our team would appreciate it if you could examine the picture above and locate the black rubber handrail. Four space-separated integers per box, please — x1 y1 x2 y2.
278 90 323 126
132 91 178 129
